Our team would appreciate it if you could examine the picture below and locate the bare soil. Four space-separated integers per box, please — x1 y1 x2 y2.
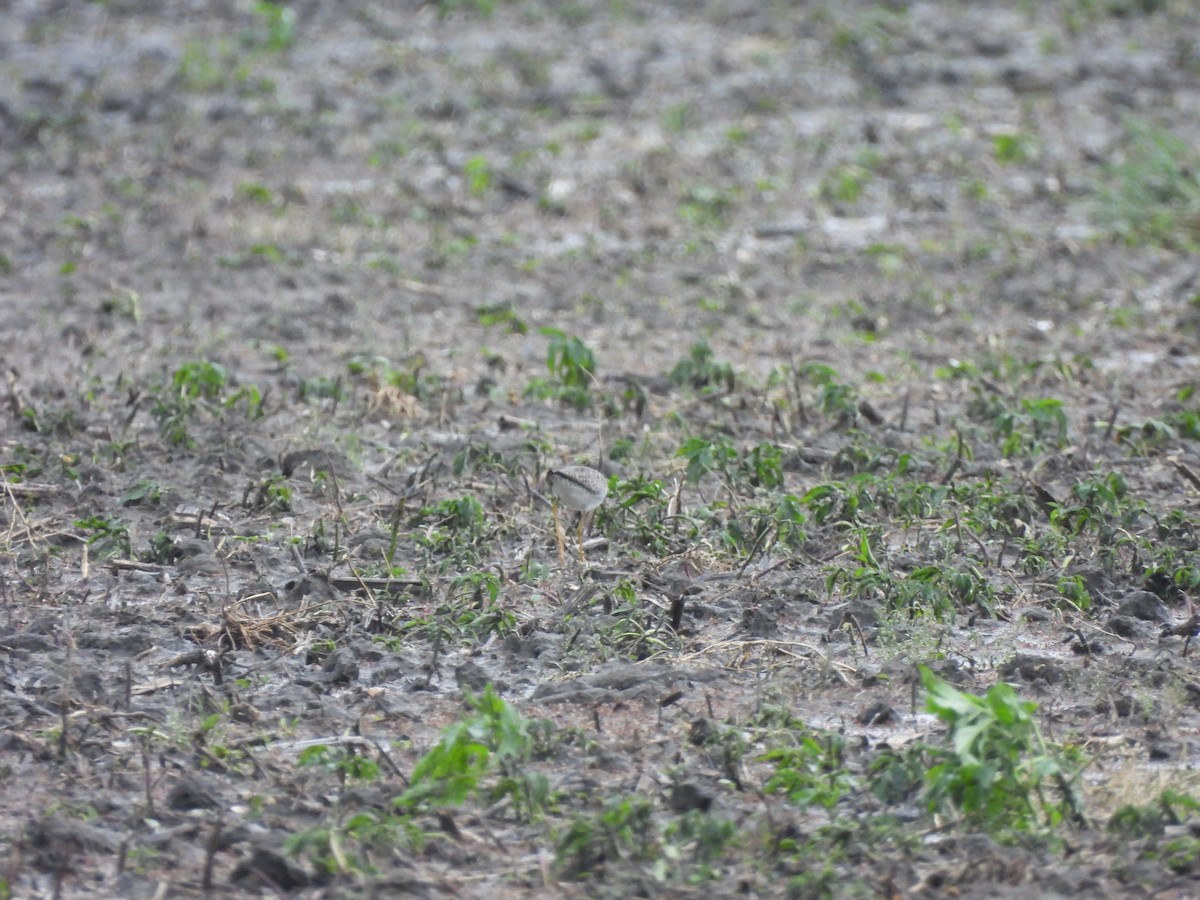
4 1 1200 897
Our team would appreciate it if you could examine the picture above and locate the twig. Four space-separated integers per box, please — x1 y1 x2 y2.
1173 461 1200 493
939 428 965 485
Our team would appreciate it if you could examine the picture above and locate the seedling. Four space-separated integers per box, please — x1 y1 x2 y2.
676 436 737 485
599 588 673 659
432 0 498 18
819 148 880 206
556 795 657 880
451 441 504 477
244 474 292 512
802 479 871 526
669 340 735 392
740 442 784 490
599 476 674 556
524 328 597 410
396 685 551 822
762 730 855 813
236 181 276 206
1094 120 1200 250
151 359 262 447
463 155 493 196
297 744 381 784
544 329 595 389
662 102 692 133
919 665 1086 834
473 301 528 334
993 132 1028 164
968 390 1069 457
1108 790 1200 840
75 515 132 558
146 532 177 565
244 2 297 52
792 362 860 423
411 495 486 563
755 493 808 550
118 480 163 507
348 353 441 402
678 184 733 229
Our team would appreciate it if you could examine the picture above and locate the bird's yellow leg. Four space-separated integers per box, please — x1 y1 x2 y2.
553 499 566 565
576 514 587 564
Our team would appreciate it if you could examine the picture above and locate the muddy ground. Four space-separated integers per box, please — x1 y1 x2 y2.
4 1 1200 897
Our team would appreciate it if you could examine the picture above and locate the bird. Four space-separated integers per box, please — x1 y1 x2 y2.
546 465 608 565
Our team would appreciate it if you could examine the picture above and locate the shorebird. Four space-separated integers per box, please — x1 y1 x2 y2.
546 465 608 564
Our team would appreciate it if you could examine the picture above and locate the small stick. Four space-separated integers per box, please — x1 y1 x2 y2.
202 818 222 891
552 499 566 565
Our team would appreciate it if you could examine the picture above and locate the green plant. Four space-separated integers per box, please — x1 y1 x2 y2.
244 474 292 512
758 493 808 550
38 427 79 461
396 686 551 822
151 360 262 447
348 353 442 403
739 442 784 490
675 437 737 486
219 242 301 268
1094 121 1200 250
1048 471 1142 575
545 329 595 389
968 390 1069 457
802 479 872 526
678 185 733 229
919 665 1085 835
660 810 737 882
599 586 674 659
835 536 996 620
993 133 1028 164
119 480 163 507
295 375 348 402
794 362 860 422
436 571 519 641
451 569 501 605
145 531 177 565
246 2 297 52
662 102 692 134
297 744 382 784
451 442 504 477
170 360 227 400
1056 574 1092 611
473 302 528 334
864 243 906 279
1120 392 1200 450
599 476 674 555
524 328 597 409
75 515 132 558
669 340 735 392
178 39 232 91
556 795 657 880
417 495 484 534
285 804 429 878
1108 789 1200 840
762 730 855 813
431 0 497 18
236 181 276 206
463 155 492 196
409 495 487 564
819 148 880 206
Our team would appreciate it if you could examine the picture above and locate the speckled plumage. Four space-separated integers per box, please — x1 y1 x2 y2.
547 465 608 511
547 465 608 564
